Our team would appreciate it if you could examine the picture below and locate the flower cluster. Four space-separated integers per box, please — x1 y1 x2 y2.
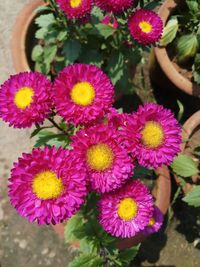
1 63 181 239
55 0 163 45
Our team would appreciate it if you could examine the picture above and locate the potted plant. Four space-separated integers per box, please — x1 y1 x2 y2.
11 0 164 96
0 61 181 264
150 0 200 98
171 110 200 204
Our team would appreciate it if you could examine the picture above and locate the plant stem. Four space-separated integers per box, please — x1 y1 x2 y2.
48 117 69 136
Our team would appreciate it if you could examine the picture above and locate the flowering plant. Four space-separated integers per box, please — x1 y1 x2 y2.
32 0 163 94
159 0 200 84
0 61 182 265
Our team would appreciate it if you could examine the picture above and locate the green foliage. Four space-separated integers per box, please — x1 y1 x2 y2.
171 154 199 178
117 245 140 266
183 186 200 207
176 34 198 64
68 253 103 267
159 18 178 46
95 24 117 39
192 53 200 84
35 13 56 28
63 40 81 64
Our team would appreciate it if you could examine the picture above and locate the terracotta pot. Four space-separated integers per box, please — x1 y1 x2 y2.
11 0 44 72
150 0 200 98
53 165 171 249
175 110 200 193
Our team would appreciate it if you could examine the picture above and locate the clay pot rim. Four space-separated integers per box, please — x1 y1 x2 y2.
11 0 45 73
154 0 200 98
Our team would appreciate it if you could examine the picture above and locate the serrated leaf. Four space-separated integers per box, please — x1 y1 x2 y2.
80 239 98 254
91 6 104 23
106 53 124 85
31 45 43 61
34 131 68 148
30 126 53 138
159 18 178 46
44 45 57 65
35 27 48 39
171 154 199 177
64 213 84 243
63 39 81 63
68 254 103 267
183 186 200 207
57 30 67 41
118 245 140 265
35 14 55 28
177 34 198 63
95 24 116 39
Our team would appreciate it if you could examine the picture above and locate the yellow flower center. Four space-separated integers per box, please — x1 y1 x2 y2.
70 0 82 8
32 171 64 200
14 87 34 109
70 82 95 106
139 21 152 33
148 217 155 227
141 121 164 149
86 144 113 171
117 198 138 221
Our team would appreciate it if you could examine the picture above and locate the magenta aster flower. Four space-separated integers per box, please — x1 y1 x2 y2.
8 147 87 225
99 180 154 238
96 0 134 13
56 0 92 19
144 206 163 235
121 103 181 168
53 64 114 126
71 123 134 193
128 9 163 45
0 72 52 128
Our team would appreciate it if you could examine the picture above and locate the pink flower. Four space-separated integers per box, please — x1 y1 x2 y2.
96 0 134 13
120 103 181 168
0 72 52 128
56 0 92 19
99 180 154 238
9 147 87 225
101 15 118 29
128 9 163 45
71 123 134 193
53 64 114 126
144 206 163 235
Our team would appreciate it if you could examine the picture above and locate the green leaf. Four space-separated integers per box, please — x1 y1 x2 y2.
64 213 84 243
68 254 103 267
183 186 200 207
35 14 55 28
192 53 200 85
177 34 198 63
31 45 43 61
44 45 57 65
95 24 116 39
80 239 98 254
63 39 81 63
91 6 104 23
159 18 178 46
145 0 162 9
186 0 199 13
133 165 153 178
79 49 103 67
30 126 53 138
171 154 199 177
35 27 48 39
35 6 52 14
106 53 124 85
34 131 68 148
177 100 184 121
57 30 67 41
118 245 140 265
